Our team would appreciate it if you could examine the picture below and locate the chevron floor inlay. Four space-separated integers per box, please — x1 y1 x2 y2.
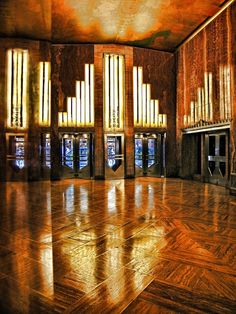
0 178 235 313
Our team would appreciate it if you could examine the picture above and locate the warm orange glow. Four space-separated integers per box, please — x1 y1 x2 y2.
133 66 167 128
7 49 28 128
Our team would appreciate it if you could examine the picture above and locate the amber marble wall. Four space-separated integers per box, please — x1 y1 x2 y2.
133 48 176 176
176 2 236 180
0 38 51 181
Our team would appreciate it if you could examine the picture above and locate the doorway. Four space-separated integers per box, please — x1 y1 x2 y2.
104 134 124 179
205 132 228 186
135 133 164 177
60 133 93 178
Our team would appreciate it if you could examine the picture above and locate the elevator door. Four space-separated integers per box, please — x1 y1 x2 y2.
105 135 124 179
7 135 26 181
135 134 163 177
40 133 51 178
205 132 228 186
61 133 93 178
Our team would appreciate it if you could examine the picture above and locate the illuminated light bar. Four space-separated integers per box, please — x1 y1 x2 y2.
81 81 85 125
197 88 202 121
204 73 209 121
190 101 194 124
67 97 76 126
146 84 151 126
226 66 231 119
104 53 124 131
138 67 143 126
85 64 90 124
7 49 28 128
162 114 167 128
133 66 167 128
39 62 51 126
209 72 213 121
110 55 114 128
105 54 109 129
133 67 138 126
58 63 95 128
76 81 81 126
114 55 118 128
142 84 147 126
118 55 124 130
155 100 159 126
150 99 154 126
90 64 94 125
201 88 205 121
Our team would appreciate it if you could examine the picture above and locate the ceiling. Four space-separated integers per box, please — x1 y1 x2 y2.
0 0 228 51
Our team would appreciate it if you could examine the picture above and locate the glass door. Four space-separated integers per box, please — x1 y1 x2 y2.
40 133 51 178
135 133 164 177
105 134 124 179
6 134 27 181
61 133 93 178
205 132 228 186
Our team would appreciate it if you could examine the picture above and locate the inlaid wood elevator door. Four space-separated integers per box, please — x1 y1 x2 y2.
205 132 228 186
135 134 164 177
60 133 93 179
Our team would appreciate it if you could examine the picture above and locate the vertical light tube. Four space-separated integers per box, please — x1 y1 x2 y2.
142 84 147 127
133 67 138 126
114 56 118 128
105 54 109 129
72 97 76 126
67 97 72 126
90 64 94 125
12 51 17 126
184 115 187 126
110 55 114 128
7 50 13 127
154 99 159 126
163 114 167 128
58 112 63 126
39 62 43 124
81 81 85 125
44 62 49 125
118 55 124 130
209 72 213 121
226 66 231 119
201 88 205 121
85 64 90 124
204 72 209 121
17 52 22 127
190 101 194 125
224 66 228 120
197 87 202 121
63 112 68 127
48 79 51 126
219 66 224 120
146 84 151 127
138 67 143 126
150 99 154 126
76 81 81 126
22 51 28 128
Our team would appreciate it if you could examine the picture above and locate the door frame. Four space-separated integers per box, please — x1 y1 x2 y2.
104 133 125 179
60 132 94 179
134 132 165 178
205 131 229 186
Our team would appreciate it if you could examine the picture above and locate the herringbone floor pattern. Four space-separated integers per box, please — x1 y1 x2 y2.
0 178 235 313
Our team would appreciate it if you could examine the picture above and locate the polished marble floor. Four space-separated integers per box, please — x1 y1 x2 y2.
0 178 235 313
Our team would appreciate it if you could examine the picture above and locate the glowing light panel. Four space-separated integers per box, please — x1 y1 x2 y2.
7 49 28 128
